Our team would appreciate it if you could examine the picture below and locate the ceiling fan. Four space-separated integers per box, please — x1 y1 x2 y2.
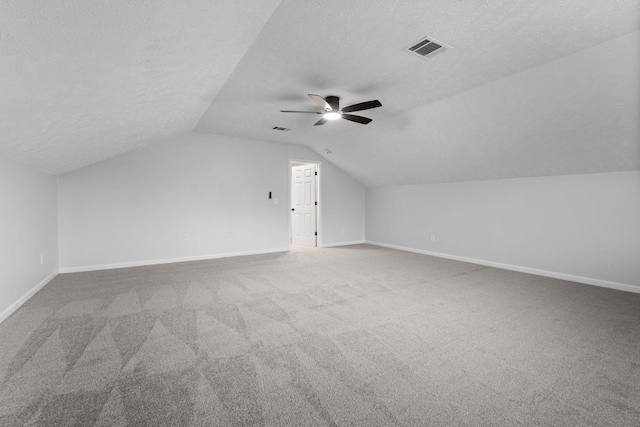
280 94 382 126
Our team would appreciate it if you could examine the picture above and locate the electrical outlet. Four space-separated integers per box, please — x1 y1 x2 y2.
184 234 189 241
430 234 436 242
40 254 44 265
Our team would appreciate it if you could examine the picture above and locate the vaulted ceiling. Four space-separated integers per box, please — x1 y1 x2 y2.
1 1 639 186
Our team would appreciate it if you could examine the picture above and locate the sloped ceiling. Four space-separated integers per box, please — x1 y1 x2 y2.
1 1 639 186
0 0 281 174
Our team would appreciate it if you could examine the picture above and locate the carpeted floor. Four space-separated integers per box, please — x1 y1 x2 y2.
0 244 639 426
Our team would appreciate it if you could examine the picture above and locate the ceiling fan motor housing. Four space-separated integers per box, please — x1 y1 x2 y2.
325 96 340 111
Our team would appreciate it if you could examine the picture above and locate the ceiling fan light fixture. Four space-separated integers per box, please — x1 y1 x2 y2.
281 94 381 126
323 112 342 121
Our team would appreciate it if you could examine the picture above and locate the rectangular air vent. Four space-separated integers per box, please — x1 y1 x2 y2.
272 126 290 132
404 36 450 60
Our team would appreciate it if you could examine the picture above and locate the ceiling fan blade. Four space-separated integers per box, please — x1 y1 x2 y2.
341 114 372 125
308 94 330 110
280 110 323 114
314 118 328 126
341 100 382 113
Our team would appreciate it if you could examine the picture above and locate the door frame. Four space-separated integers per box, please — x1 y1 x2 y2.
289 159 321 248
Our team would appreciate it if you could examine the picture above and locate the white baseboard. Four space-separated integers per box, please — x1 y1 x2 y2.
322 240 366 248
0 270 59 324
59 247 291 274
365 240 640 294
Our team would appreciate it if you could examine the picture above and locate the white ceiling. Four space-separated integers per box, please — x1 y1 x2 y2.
0 0 281 174
1 1 639 185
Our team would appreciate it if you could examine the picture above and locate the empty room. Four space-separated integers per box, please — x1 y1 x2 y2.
1 1 639 426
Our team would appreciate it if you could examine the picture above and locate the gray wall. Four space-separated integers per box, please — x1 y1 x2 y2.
366 171 640 291
58 132 365 270
0 158 58 321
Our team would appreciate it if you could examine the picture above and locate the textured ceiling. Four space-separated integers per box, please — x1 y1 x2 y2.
1 0 639 184
195 0 640 186
0 0 280 174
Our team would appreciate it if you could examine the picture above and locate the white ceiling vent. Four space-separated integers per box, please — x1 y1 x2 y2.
405 37 450 60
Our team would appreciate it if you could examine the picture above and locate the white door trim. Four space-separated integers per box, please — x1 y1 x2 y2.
289 159 321 248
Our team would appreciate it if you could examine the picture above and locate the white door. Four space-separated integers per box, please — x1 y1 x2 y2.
291 164 317 247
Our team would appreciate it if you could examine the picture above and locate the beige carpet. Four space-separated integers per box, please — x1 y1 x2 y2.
0 244 638 426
